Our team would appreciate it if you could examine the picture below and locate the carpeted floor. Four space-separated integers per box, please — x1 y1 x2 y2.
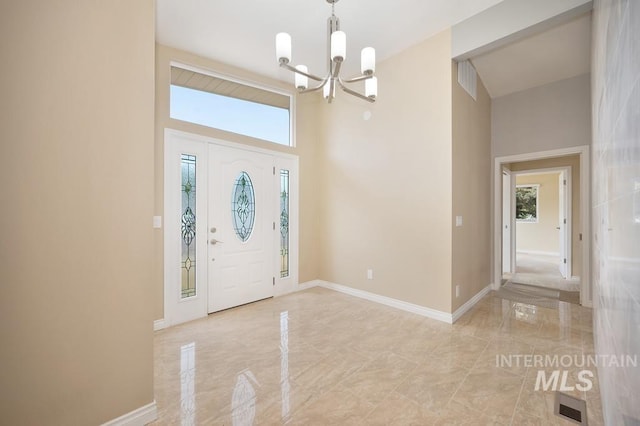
503 253 581 292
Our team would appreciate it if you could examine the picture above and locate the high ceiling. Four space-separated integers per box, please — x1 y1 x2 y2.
156 0 592 99
156 0 504 82
471 12 592 98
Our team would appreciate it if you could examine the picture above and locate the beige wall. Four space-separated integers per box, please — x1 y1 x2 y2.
451 62 492 312
154 45 321 319
515 173 561 254
509 155 582 276
0 1 155 424
492 73 592 158
318 30 453 312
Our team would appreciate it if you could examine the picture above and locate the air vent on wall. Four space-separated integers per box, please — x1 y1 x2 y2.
457 60 477 100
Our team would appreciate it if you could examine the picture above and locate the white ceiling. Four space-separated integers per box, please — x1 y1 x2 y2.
156 1 591 100
156 0 504 82
471 12 592 98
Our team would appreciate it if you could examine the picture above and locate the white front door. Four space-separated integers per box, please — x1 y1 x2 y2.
208 145 275 313
164 130 297 327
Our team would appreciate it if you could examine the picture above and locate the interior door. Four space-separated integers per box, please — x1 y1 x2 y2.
558 171 568 278
208 144 275 313
502 169 512 275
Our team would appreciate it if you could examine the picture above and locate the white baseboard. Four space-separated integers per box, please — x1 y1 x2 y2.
452 285 492 323
297 280 321 291
102 401 157 426
516 250 560 256
153 319 166 331
296 280 491 324
609 256 640 265
315 280 453 323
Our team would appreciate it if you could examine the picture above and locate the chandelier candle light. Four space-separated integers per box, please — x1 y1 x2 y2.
275 0 377 103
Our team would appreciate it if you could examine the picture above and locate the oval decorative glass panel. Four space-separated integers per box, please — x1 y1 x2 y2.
231 171 255 242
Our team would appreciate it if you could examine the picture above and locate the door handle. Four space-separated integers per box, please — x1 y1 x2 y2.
556 227 561 230
210 239 224 245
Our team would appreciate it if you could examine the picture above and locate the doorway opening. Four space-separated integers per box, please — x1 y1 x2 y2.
503 168 579 304
493 146 591 307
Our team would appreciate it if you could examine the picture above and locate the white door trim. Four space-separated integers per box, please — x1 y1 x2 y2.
559 168 571 278
163 129 300 326
501 168 514 275
493 145 591 307
165 128 299 160
510 166 572 279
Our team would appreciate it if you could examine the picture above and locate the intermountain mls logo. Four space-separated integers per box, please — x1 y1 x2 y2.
496 354 638 391
535 369 593 392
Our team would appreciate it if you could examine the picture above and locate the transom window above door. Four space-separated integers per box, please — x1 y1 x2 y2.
170 66 292 146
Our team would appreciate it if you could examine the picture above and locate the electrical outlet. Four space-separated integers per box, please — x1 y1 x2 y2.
367 269 373 280
455 285 460 298
455 216 463 227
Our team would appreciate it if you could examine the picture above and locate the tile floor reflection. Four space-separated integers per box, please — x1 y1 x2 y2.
152 287 603 425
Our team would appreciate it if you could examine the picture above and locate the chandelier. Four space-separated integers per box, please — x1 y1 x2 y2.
275 0 377 103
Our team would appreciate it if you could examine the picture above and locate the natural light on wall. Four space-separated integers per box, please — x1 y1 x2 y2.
170 66 292 146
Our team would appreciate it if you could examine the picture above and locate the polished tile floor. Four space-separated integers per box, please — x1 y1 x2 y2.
152 287 603 425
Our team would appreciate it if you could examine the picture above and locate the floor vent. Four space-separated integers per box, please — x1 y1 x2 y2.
555 392 587 424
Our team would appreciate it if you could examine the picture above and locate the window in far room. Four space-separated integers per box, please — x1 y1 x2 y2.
170 66 292 146
516 184 539 222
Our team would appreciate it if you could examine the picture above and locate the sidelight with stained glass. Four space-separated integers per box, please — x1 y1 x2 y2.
280 170 290 278
181 154 197 298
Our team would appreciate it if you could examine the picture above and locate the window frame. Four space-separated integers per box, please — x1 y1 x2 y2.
169 61 296 148
515 184 540 223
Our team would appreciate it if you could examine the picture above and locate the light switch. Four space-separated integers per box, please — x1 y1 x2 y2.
456 216 463 227
153 216 162 229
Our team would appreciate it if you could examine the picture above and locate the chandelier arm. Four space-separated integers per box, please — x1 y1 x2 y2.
337 79 375 103
341 73 374 84
279 62 324 81
276 0 376 103
298 78 330 93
